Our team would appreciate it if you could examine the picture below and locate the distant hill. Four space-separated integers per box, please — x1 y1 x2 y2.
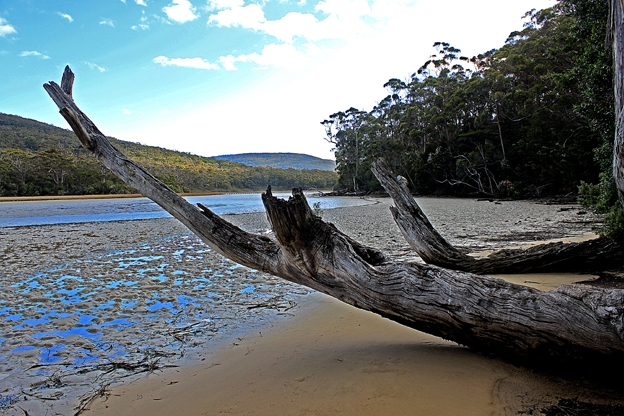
0 113 338 196
215 153 335 171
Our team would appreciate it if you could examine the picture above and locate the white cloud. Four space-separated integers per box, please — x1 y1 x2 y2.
206 0 557 77
261 12 319 43
163 0 199 23
120 0 127 3
208 4 265 30
57 12 74 23
218 55 238 71
123 108 132 115
153 55 220 70
19 51 51 59
0 17 17 37
85 62 106 72
100 18 115 27
135 0 148 6
206 1 372 44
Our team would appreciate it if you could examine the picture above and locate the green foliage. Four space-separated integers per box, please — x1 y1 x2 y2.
579 142 624 239
579 176 624 240
0 113 338 197
567 0 624 239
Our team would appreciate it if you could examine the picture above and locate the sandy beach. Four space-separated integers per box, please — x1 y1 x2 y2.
86 292 624 416
1 196 621 415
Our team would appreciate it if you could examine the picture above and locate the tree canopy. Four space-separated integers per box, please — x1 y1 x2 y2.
324 0 612 201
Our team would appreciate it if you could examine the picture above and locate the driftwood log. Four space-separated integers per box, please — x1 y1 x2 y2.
372 161 624 274
44 67 624 369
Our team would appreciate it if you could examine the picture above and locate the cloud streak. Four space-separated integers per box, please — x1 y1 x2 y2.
153 55 219 70
100 18 115 27
85 62 106 72
57 12 74 23
153 42 309 72
19 51 50 59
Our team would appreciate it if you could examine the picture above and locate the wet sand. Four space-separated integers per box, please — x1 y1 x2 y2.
88 293 509 415
86 293 623 416
1 196 618 415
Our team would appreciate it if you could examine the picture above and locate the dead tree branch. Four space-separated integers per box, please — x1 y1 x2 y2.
43 67 624 369
371 160 624 274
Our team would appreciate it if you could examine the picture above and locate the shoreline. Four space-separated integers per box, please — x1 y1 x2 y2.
0 188 336 203
0 192 221 203
0 190 584 204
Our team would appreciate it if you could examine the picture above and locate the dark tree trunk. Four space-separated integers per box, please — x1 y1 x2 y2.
611 0 624 206
43 67 624 369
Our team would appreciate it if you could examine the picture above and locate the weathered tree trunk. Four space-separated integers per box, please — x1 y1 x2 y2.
44 68 624 368
611 0 624 206
371 161 624 274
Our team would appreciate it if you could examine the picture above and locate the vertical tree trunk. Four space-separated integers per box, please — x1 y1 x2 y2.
611 0 624 206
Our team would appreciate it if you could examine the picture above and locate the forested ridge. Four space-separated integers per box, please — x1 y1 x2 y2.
324 1 614 202
0 113 338 196
214 153 336 171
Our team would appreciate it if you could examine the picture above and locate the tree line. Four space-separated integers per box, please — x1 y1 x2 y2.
323 1 608 197
0 113 338 196
322 0 622 237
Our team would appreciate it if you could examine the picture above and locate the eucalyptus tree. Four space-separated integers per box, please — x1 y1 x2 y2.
321 107 369 191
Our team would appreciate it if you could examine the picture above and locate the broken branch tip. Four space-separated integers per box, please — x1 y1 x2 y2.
61 66 75 98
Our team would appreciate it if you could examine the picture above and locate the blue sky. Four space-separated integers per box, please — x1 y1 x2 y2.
1 0 554 160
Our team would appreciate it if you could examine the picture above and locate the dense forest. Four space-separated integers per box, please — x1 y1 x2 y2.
214 153 336 171
324 0 612 197
323 0 623 236
0 113 338 196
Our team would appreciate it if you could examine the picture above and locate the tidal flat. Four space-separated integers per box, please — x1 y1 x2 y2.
0 197 613 415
